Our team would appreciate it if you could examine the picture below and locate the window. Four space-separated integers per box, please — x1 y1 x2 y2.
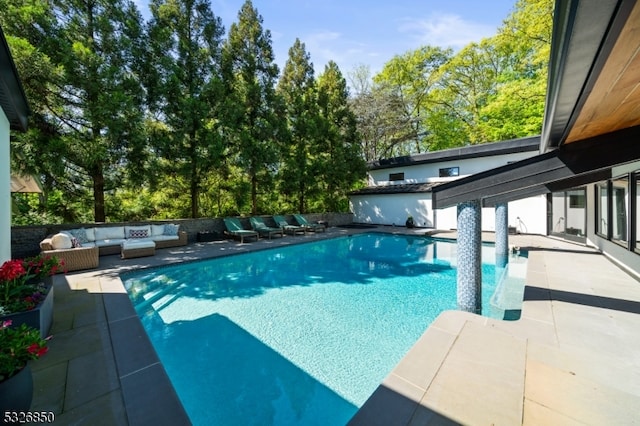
389 172 404 181
549 190 586 242
569 193 585 208
612 175 629 245
439 167 459 177
597 172 640 254
596 183 608 237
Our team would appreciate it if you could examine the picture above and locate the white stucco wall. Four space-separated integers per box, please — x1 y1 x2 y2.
349 193 434 227
351 149 547 234
369 151 535 185
0 110 11 262
349 192 547 234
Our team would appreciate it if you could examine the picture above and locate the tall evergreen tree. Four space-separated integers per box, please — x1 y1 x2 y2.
145 0 226 218
2 0 147 222
222 0 282 215
317 61 366 211
276 38 319 213
46 0 146 222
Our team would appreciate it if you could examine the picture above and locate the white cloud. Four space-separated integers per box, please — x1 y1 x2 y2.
398 13 496 49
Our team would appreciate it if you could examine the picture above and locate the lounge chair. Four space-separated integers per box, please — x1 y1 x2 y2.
293 214 325 232
223 218 259 243
249 217 284 239
273 215 306 235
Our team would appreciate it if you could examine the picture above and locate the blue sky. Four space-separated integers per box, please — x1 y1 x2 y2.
135 0 515 76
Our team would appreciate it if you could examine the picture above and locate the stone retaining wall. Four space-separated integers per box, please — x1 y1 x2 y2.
10 213 354 259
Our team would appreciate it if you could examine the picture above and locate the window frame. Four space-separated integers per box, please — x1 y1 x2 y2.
439 167 460 178
388 172 404 181
611 174 630 249
595 182 610 239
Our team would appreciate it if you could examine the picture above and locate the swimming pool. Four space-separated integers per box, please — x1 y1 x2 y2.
123 233 527 425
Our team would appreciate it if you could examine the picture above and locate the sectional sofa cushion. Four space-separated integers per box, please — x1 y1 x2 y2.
152 235 180 242
151 224 166 237
94 226 126 241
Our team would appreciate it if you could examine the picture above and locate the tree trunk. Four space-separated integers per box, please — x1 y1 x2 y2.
93 167 106 223
251 173 258 215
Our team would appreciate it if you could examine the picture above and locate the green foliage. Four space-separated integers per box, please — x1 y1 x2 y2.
276 38 320 213
145 0 226 218
353 0 553 155
222 0 282 215
6 0 552 224
317 61 366 212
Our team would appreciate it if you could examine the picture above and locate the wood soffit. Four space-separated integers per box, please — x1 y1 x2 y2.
566 1 640 143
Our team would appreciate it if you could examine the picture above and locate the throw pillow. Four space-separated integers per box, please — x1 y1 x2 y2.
69 228 89 244
129 229 149 239
163 224 179 236
51 233 73 250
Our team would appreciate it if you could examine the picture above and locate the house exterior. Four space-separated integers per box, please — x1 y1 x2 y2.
430 0 640 279
0 27 30 262
349 136 548 234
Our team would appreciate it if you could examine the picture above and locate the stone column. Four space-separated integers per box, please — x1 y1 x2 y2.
457 200 482 314
495 203 509 259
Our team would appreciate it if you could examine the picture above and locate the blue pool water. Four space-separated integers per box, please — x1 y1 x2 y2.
123 233 527 425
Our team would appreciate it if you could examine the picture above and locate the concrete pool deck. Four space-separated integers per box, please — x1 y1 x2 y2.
28 227 640 425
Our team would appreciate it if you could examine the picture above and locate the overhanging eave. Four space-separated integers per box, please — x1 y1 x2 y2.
432 125 640 209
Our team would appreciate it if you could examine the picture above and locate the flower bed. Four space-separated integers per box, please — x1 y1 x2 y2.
0 255 63 337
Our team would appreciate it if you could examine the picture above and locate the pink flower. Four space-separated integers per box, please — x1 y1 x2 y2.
27 343 48 357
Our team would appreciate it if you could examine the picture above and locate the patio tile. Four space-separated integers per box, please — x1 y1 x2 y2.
54 390 127 426
30 361 67 414
64 348 120 411
525 359 639 425
523 399 585 426
31 322 112 372
120 363 191 426
390 326 457 390
109 316 160 377
420 321 526 425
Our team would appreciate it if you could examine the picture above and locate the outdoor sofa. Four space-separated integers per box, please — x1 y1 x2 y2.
39 223 187 271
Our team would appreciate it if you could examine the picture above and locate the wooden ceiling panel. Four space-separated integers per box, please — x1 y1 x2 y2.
566 2 640 143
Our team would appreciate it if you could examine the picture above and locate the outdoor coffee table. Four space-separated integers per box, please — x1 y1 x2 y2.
121 239 156 259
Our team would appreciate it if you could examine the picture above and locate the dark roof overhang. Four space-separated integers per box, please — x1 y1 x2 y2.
368 136 540 170
350 182 440 196
432 125 640 209
0 27 29 131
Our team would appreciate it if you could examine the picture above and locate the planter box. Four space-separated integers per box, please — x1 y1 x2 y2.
1 279 54 338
